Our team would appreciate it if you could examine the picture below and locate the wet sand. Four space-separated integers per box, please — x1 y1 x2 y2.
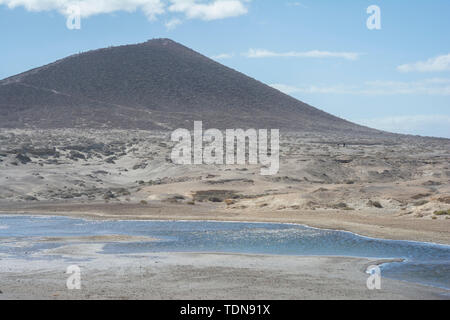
41 235 158 243
0 250 448 300
0 211 449 300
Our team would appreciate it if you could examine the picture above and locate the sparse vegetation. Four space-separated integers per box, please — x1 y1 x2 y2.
437 196 450 204
224 199 235 206
367 200 383 209
193 190 240 203
411 193 431 200
434 209 450 216
413 200 429 207
333 202 349 209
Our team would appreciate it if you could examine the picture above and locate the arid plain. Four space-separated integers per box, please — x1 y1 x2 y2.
0 129 449 299
1 129 448 243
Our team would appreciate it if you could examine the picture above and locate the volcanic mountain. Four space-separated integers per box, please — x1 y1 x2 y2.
0 39 379 134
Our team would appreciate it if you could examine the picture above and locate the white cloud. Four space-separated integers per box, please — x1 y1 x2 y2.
271 78 450 96
357 115 450 138
211 53 234 59
0 0 165 19
398 54 450 73
0 0 249 21
271 83 353 95
168 0 248 21
287 2 307 8
244 49 361 60
165 17 182 29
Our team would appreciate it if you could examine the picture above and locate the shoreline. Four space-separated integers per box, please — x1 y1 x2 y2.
1 213 449 299
1 202 449 245
3 213 450 291
2 211 450 248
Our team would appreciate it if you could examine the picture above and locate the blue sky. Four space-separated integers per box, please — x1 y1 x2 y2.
1 0 449 138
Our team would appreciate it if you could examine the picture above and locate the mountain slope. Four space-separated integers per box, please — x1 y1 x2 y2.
0 39 379 134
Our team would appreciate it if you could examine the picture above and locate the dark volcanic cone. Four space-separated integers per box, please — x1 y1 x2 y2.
0 38 380 134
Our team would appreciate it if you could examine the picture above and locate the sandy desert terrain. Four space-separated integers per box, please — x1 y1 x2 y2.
0 129 449 244
1 129 449 300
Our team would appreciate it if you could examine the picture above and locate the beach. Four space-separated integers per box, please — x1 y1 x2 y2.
0 214 449 300
1 251 448 300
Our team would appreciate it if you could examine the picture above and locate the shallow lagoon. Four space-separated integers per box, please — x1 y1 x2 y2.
0 215 449 289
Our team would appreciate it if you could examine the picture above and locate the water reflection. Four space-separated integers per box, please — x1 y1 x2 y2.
0 215 449 289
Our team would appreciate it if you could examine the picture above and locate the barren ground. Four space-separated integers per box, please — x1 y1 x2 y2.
1 129 449 243
1 129 449 300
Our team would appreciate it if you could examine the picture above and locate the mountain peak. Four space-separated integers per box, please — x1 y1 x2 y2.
145 38 177 45
0 40 380 135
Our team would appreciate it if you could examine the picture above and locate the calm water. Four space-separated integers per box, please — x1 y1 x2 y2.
0 215 449 289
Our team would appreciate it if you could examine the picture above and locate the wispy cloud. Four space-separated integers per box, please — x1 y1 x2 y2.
0 0 165 19
165 18 182 29
244 49 361 60
169 0 248 21
0 0 249 21
211 53 235 59
287 2 307 8
271 78 450 96
271 83 354 95
357 115 450 138
397 54 450 73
